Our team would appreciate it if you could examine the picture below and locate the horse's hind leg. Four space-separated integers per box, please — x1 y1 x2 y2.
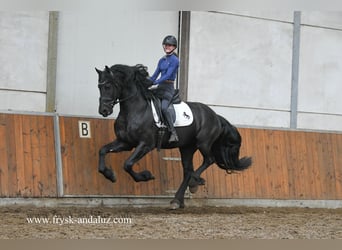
170 145 196 209
98 140 133 182
188 144 215 193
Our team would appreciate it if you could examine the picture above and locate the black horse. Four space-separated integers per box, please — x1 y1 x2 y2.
95 64 252 209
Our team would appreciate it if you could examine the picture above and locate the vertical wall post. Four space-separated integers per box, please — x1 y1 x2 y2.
46 11 59 112
178 11 191 101
53 114 64 197
290 11 301 129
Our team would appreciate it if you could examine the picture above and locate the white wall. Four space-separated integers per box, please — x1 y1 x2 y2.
297 12 342 131
188 11 294 127
187 11 342 132
1 11 341 133
0 11 49 112
55 10 179 117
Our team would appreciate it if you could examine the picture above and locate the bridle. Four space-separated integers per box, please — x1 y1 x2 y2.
98 80 137 108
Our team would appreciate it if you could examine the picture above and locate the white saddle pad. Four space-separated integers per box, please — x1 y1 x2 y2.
151 101 194 128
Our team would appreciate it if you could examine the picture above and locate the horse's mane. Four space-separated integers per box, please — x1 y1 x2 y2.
109 64 154 101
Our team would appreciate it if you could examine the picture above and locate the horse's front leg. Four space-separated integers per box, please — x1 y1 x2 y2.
99 140 133 182
123 142 155 182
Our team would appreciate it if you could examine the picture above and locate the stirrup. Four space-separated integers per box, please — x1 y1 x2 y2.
168 132 179 143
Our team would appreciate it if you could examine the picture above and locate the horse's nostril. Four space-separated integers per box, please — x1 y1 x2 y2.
99 107 112 117
99 108 106 116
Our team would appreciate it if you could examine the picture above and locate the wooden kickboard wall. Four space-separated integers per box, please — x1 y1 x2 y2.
1 113 341 200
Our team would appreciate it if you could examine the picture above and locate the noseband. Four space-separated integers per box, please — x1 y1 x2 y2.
99 96 116 110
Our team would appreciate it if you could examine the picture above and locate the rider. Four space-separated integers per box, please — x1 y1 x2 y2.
150 35 179 143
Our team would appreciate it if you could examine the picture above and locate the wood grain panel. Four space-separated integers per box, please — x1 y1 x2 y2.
0 113 57 197
59 116 178 196
3 113 340 200
59 116 342 200
192 128 342 200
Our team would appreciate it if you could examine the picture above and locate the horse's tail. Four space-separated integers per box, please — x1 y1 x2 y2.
212 115 252 172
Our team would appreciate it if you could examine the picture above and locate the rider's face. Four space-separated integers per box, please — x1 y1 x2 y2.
163 44 176 54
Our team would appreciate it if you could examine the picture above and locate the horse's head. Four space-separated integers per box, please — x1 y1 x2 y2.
96 64 153 117
95 65 123 117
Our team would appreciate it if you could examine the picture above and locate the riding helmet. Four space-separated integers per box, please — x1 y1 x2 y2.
162 35 177 48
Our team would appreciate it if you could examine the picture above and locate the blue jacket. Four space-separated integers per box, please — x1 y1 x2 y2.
150 53 179 84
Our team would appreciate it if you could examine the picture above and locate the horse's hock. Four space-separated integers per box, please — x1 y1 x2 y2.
1 112 342 203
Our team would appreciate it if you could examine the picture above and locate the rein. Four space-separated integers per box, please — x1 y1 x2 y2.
113 89 137 105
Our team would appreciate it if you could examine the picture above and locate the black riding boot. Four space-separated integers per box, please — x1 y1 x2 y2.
163 110 179 143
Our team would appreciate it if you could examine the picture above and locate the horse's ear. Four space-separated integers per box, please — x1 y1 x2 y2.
105 65 115 78
95 67 101 75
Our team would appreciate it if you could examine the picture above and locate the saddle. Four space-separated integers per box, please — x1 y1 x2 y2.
151 89 181 125
150 89 193 150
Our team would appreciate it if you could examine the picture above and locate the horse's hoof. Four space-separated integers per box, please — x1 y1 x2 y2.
170 202 180 210
169 199 182 210
189 175 205 193
106 174 116 183
138 170 155 182
100 167 116 183
189 185 198 194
